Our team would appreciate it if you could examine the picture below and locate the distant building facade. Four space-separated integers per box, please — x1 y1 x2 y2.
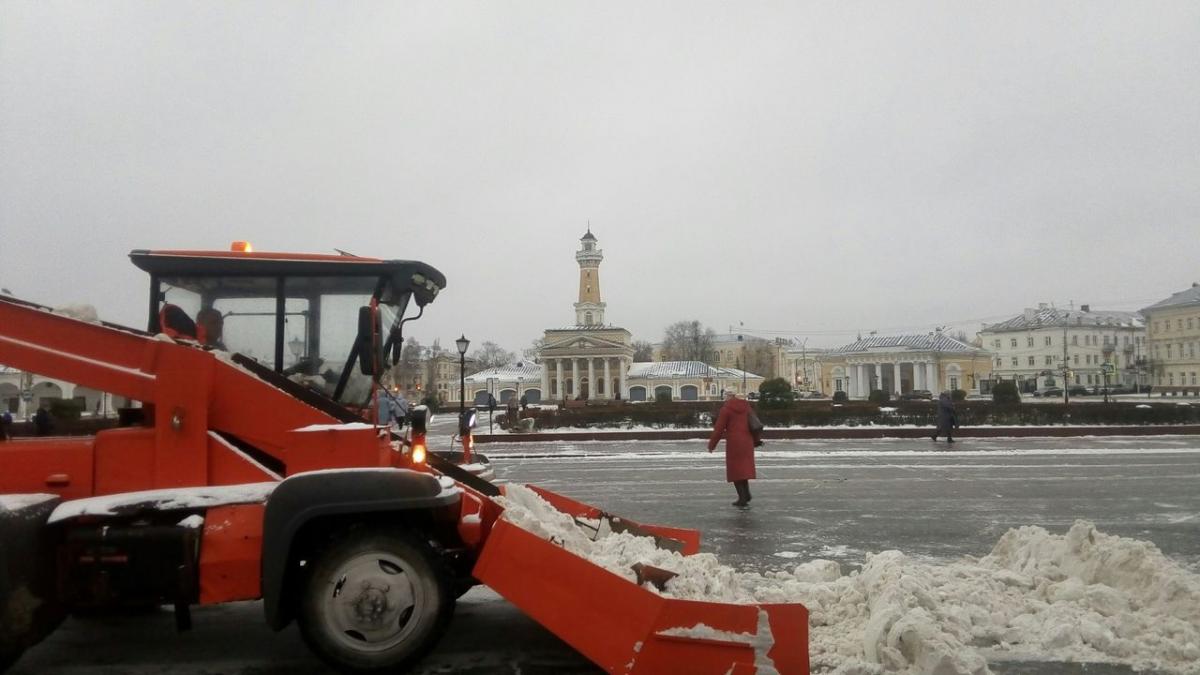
818 332 992 398
0 366 119 419
1141 284 1200 396
626 361 761 401
979 304 1145 392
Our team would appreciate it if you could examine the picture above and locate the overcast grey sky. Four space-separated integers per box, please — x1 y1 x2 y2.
2 1 1197 354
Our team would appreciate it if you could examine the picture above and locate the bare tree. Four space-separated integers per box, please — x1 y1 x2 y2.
523 338 546 363
660 321 717 364
631 340 655 362
740 341 778 378
394 337 426 390
469 341 516 370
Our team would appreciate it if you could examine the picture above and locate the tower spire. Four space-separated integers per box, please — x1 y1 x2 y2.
574 228 604 325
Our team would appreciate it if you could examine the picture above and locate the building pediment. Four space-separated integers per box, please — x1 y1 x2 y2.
542 333 631 352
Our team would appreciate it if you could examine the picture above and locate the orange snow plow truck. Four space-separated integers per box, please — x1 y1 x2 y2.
0 246 808 674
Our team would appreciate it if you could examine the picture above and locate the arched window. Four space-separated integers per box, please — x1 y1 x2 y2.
585 312 593 325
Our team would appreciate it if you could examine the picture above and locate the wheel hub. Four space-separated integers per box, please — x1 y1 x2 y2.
326 554 419 652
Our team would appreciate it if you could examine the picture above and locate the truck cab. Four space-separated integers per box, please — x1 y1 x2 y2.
132 245 446 418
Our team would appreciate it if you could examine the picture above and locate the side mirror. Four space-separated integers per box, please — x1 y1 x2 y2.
357 306 376 376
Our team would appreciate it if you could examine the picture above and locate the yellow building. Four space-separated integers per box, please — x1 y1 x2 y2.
818 331 992 399
1141 283 1200 396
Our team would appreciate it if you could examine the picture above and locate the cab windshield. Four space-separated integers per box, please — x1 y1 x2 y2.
156 274 409 406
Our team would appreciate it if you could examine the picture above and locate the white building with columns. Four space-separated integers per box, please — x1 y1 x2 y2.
539 229 636 402
820 332 992 399
0 365 121 419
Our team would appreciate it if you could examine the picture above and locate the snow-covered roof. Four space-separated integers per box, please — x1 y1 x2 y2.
545 325 629 333
627 361 762 380
464 363 544 383
1141 284 1200 313
983 307 1144 332
711 333 774 345
831 333 979 354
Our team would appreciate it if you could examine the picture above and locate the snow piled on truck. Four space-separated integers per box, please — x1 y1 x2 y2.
48 483 277 523
497 484 1200 674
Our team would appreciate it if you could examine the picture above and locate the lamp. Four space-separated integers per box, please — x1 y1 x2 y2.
288 336 304 361
456 335 470 414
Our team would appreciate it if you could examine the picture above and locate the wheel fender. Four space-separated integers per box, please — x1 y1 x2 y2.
261 469 459 630
1 495 64 663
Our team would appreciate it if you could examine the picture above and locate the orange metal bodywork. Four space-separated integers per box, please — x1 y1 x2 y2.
0 297 374 608
199 504 267 604
0 287 811 673
473 488 810 675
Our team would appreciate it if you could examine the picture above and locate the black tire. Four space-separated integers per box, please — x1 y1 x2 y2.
0 648 20 673
297 531 454 674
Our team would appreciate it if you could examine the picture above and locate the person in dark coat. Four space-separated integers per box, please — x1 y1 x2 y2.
707 390 757 507
33 407 52 436
931 392 958 443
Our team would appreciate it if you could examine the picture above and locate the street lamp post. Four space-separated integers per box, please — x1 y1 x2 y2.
456 335 470 414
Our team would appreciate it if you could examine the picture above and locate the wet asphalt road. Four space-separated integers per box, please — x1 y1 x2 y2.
12 434 1200 674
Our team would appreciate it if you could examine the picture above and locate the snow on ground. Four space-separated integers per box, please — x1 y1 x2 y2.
498 484 1200 675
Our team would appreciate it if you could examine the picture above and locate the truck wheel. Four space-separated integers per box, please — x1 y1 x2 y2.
298 531 453 674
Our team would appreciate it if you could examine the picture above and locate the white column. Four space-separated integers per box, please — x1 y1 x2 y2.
587 358 595 401
619 358 627 399
555 359 564 399
915 362 924 390
846 365 855 398
893 363 903 395
542 359 550 400
571 359 579 399
603 358 612 399
857 364 866 398
926 362 938 393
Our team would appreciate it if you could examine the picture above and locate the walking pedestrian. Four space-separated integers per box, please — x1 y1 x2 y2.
378 387 409 430
931 392 958 443
0 409 12 440
706 390 757 507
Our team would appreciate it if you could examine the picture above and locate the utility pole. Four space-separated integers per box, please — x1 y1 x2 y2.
1062 314 1071 406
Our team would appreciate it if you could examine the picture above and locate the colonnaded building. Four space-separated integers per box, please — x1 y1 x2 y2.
456 229 762 405
816 331 993 398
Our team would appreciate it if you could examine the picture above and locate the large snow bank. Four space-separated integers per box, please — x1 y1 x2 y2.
498 485 1200 674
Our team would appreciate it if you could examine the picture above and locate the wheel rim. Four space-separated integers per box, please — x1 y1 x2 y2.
320 551 424 654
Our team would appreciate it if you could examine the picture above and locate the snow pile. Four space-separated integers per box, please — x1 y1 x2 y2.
53 304 100 323
497 486 1200 674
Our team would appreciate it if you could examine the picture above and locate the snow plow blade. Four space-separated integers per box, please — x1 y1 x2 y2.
472 486 809 675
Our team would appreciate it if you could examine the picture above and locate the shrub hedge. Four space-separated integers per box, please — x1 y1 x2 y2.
521 399 1200 430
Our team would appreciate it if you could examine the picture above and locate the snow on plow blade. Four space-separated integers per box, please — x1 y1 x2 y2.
472 486 809 674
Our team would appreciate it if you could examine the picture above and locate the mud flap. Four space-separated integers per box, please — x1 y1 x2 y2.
0 496 64 671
